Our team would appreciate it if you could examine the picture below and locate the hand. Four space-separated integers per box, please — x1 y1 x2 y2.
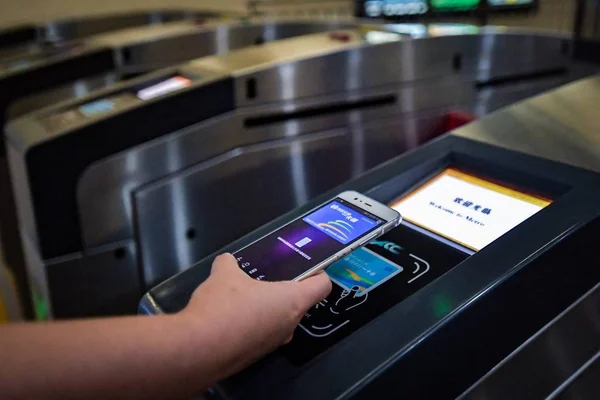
181 253 332 380
0 254 330 399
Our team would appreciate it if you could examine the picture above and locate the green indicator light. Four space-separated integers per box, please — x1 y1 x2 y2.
431 0 480 11
33 289 49 321
433 295 453 317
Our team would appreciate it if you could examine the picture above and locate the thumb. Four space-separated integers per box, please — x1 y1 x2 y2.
295 272 333 310
211 253 242 275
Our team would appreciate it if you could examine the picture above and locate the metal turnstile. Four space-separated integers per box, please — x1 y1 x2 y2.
0 18 355 318
0 25 37 59
5 18 358 120
459 282 600 399
142 76 600 399
0 10 223 62
6 26 599 318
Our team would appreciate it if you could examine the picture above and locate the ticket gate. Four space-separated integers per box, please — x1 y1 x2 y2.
0 10 217 61
4 18 358 121
6 27 599 319
0 25 37 58
0 19 354 318
141 76 600 399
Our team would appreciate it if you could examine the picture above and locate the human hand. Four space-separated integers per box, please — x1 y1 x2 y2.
181 253 332 380
0 254 329 400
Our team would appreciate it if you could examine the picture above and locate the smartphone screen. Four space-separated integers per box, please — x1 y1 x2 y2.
235 198 385 281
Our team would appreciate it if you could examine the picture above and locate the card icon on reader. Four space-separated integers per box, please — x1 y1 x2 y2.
326 248 403 295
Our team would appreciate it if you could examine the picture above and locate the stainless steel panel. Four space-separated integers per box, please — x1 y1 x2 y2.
470 62 599 117
77 78 469 249
459 283 600 400
186 29 369 77
7 143 37 253
83 20 205 48
7 73 120 120
10 140 140 319
19 227 51 318
455 75 600 174
132 112 448 287
75 32 581 251
188 32 569 107
0 12 207 61
116 20 357 74
0 41 86 78
41 10 207 43
7 21 355 121
0 42 47 64
10 28 598 319
17 215 138 319
472 78 570 117
551 352 600 400
43 242 139 319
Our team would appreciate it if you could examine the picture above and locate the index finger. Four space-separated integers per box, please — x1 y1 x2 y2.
296 272 333 309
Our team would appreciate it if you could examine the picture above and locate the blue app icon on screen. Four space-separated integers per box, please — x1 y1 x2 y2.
303 201 378 244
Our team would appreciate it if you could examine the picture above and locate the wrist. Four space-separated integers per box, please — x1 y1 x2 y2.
173 307 241 382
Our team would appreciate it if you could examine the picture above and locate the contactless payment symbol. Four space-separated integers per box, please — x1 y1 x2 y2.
298 286 368 338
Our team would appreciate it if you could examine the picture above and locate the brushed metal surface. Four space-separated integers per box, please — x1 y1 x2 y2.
76 31 580 251
138 130 600 399
114 19 357 74
132 112 446 287
0 42 54 64
15 195 139 319
42 241 139 319
10 27 600 318
7 20 356 120
186 28 368 77
77 78 468 249
0 41 91 79
459 282 600 400
0 11 218 66
7 73 120 119
469 62 598 117
454 75 600 174
41 10 210 43
551 352 600 400
190 31 570 107
81 20 213 48
0 11 206 62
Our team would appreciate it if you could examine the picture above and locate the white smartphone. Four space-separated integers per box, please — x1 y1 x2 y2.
234 191 401 281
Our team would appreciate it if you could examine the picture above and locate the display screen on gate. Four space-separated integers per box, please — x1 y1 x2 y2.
390 168 551 251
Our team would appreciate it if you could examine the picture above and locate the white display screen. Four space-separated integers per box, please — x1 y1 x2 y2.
137 76 192 101
390 168 551 251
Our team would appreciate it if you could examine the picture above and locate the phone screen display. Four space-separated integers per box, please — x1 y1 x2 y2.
390 168 551 251
235 198 384 281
